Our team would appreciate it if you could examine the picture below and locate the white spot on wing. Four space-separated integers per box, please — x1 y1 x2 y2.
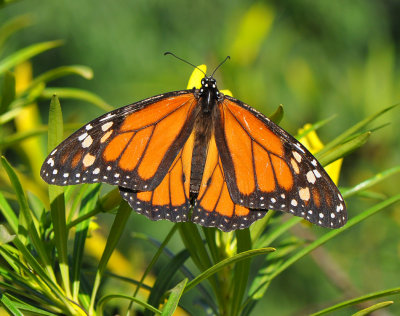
47 158 55 166
78 132 88 141
299 187 310 201
313 169 322 178
82 135 93 148
293 151 302 163
99 113 116 122
83 153 96 167
311 159 317 166
101 121 114 131
306 170 316 184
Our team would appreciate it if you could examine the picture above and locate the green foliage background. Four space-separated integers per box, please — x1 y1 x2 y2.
0 0 399 315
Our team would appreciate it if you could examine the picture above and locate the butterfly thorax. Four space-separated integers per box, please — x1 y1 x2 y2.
198 76 222 113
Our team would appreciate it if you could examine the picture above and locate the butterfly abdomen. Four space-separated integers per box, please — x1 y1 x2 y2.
189 101 217 195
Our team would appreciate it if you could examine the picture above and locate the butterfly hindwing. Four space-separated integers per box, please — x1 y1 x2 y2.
215 97 346 228
41 91 197 191
120 131 194 222
192 133 266 232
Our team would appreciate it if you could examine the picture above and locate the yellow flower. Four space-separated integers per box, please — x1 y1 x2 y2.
186 64 232 96
298 123 343 185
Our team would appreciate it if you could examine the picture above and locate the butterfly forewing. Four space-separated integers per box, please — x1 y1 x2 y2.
41 91 197 191
215 97 347 228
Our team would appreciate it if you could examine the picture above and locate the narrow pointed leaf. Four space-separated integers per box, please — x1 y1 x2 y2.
21 65 93 95
296 115 337 140
89 201 131 315
312 287 400 315
184 248 275 293
268 194 400 282
268 105 283 124
231 229 251 316
317 131 371 166
352 301 393 316
319 103 398 155
47 95 71 297
342 166 400 198
72 183 101 300
0 192 18 233
161 279 188 316
0 293 24 316
41 87 112 111
0 71 15 114
96 294 161 315
145 250 190 316
0 40 63 75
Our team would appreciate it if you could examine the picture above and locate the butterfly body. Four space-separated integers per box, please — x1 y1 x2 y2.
41 71 347 231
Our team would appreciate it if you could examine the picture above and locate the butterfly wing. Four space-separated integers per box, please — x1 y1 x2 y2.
41 91 198 191
214 97 346 228
120 131 195 222
192 132 266 232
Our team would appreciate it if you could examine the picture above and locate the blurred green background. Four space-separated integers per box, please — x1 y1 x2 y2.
1 0 400 315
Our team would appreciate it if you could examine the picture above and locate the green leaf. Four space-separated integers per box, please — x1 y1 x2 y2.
342 165 400 198
96 294 161 315
161 279 188 316
0 192 18 233
145 250 190 316
0 71 15 114
267 194 400 282
46 95 71 297
9 81 45 110
317 131 371 166
21 65 93 96
0 40 63 75
311 287 400 315
0 107 23 125
268 104 283 124
0 15 32 51
0 293 24 316
1 157 54 280
132 225 179 298
250 210 275 244
89 201 131 315
4 238 72 310
46 95 64 154
231 229 251 316
5 296 58 316
184 247 275 294
0 224 15 244
319 103 398 156
352 301 394 316
178 222 212 272
295 115 337 140
71 183 101 300
41 87 112 111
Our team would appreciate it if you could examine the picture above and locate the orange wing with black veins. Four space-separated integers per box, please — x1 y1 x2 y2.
192 133 266 231
120 132 195 222
214 97 346 228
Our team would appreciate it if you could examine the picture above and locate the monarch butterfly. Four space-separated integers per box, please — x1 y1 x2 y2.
41 53 347 232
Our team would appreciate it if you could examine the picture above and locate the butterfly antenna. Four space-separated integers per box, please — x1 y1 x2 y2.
164 52 206 76
211 55 230 77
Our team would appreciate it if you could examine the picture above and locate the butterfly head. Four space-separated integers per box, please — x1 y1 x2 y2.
199 76 221 112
